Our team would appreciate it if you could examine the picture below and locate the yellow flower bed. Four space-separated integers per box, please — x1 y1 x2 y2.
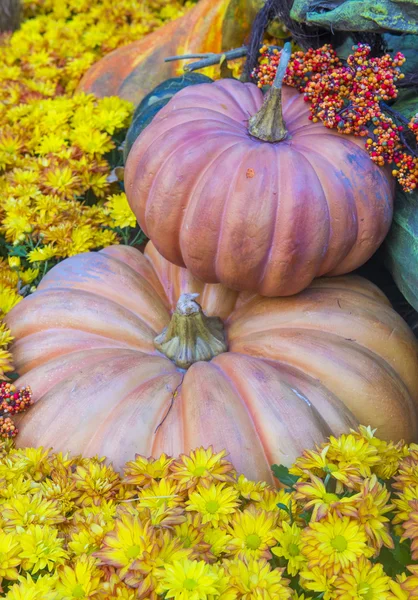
0 0 197 378
0 428 416 598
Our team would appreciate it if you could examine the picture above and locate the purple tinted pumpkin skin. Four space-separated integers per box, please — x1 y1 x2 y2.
125 78 394 297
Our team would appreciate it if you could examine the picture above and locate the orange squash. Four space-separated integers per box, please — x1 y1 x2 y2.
6 243 418 481
78 0 253 106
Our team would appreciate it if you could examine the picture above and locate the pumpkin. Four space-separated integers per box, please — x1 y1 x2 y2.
78 0 251 107
124 73 213 163
6 242 418 482
124 47 395 297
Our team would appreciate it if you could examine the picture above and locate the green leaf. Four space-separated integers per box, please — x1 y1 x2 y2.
271 464 300 488
377 537 412 577
276 502 291 513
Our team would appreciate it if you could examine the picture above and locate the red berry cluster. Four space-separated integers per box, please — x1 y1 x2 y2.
0 381 32 438
252 44 418 192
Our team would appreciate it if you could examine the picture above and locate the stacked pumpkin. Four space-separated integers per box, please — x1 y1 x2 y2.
6 4 418 480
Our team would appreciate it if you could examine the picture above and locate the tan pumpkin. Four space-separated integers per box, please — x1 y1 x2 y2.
6 243 418 482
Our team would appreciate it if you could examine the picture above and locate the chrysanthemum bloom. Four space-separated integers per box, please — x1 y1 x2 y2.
272 522 307 576
186 483 240 527
294 474 357 521
136 478 185 511
301 513 373 576
38 472 80 515
123 454 174 488
126 530 192 597
170 447 236 490
234 474 268 502
8 446 51 481
73 461 122 507
0 530 22 582
1 493 65 530
56 555 103 599
173 515 213 561
252 488 298 523
226 507 280 560
352 426 408 480
18 524 68 573
203 527 233 559
400 565 418 600
156 559 226 600
68 509 115 557
339 475 394 553
393 446 418 490
326 434 380 479
225 557 291 600
333 556 392 600
4 572 59 600
400 499 418 559
94 512 156 579
299 567 338 600
392 485 418 523
289 446 363 492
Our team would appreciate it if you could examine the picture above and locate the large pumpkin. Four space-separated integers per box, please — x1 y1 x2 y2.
6 243 418 482
125 72 395 297
78 0 253 107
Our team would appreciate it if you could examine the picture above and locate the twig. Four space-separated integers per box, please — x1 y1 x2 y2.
164 47 248 73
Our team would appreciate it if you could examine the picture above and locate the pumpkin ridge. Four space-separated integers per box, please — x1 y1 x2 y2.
5 288 157 350
154 106 250 130
178 140 248 278
38 252 170 331
289 144 353 276
208 80 259 122
82 370 183 457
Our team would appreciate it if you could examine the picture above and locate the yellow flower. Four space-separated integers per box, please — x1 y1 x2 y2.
73 460 121 507
353 426 408 480
393 446 418 490
401 499 418 559
94 512 156 578
203 527 233 559
4 573 58 600
234 474 268 501
170 447 236 489
104 192 137 229
327 434 380 479
8 256 21 269
73 128 114 155
272 522 307 576
156 559 224 600
300 567 338 600
27 244 57 263
339 475 394 553
56 555 103 600
393 485 418 522
226 507 280 560
0 530 22 581
41 165 82 199
173 514 212 560
333 556 392 600
124 453 174 487
136 477 183 511
301 513 373 576
8 447 51 481
1 493 65 530
18 524 68 573
186 483 240 527
294 474 356 521
226 557 291 600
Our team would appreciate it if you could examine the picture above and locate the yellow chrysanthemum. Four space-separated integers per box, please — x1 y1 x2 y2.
4 573 58 600
136 478 184 511
1 492 65 530
73 460 121 507
333 556 392 600
353 426 408 480
301 513 373 575
300 567 338 600
203 527 233 559
294 474 356 521
170 447 236 489
173 514 212 560
272 522 307 576
27 244 57 263
104 192 137 229
0 530 22 581
327 434 380 478
186 483 240 527
226 557 291 600
156 559 223 600
18 524 68 573
226 507 280 560
8 447 51 481
55 555 103 600
234 474 268 501
94 511 156 578
124 453 174 487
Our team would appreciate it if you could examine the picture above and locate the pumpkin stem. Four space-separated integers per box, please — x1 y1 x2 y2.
248 41 292 142
154 293 227 369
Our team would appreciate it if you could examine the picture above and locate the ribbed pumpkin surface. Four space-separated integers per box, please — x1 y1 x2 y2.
125 79 394 296
6 243 418 481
